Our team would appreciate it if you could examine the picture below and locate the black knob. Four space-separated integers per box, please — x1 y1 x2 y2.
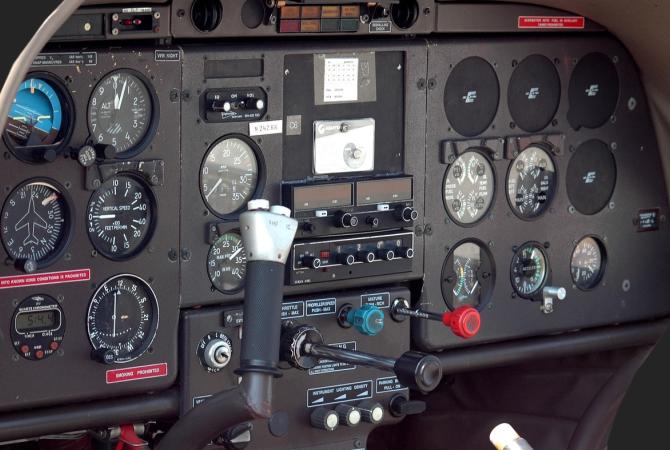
376 249 395 261
356 251 375 263
15 258 37 274
337 253 356 266
91 348 116 365
310 407 339 431
336 212 358 228
218 422 253 449
365 216 380 228
38 148 58 163
301 222 316 233
358 400 385 424
335 404 362 427
396 206 418 223
397 247 414 259
389 395 427 417
302 256 322 269
94 143 117 160
393 351 443 393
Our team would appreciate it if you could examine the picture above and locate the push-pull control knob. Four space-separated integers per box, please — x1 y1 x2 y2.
335 212 358 228
302 256 322 269
335 404 361 427
395 206 418 223
311 407 339 431
358 400 384 424
338 304 385 336
391 298 481 339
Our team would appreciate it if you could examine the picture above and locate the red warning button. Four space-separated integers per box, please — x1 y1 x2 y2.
106 363 168 384
518 16 585 29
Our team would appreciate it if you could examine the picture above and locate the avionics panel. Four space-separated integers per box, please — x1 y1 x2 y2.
416 35 670 351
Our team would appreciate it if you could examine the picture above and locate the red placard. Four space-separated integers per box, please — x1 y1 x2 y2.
518 16 585 29
0 268 91 290
106 363 168 384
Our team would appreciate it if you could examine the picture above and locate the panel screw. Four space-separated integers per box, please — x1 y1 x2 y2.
568 205 576 214
417 78 426 90
610 142 617 151
181 249 192 261
628 97 637 111
427 79 436 89
168 249 178 262
177 9 186 17
169 89 180 102
609 202 615 210
154 11 161 20
112 28 119 36
622 279 631 292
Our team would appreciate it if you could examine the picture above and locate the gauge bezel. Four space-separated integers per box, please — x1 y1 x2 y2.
1 177 75 270
86 273 160 364
505 143 558 222
207 228 247 294
3 72 76 164
509 241 550 299
570 234 607 291
442 148 497 227
199 133 266 219
86 68 160 159
86 173 158 261
441 238 496 311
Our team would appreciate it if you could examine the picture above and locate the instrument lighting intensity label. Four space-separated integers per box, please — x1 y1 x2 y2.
307 380 373 407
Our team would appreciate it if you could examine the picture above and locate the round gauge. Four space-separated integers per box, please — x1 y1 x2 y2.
207 232 247 293
87 274 159 364
11 294 66 361
4 74 74 162
510 242 549 298
87 175 156 260
1 179 72 269
443 150 495 225
441 240 495 311
506 145 557 219
87 70 157 157
200 136 261 216
571 236 606 290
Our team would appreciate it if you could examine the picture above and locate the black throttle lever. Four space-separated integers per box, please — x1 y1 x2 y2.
281 324 443 393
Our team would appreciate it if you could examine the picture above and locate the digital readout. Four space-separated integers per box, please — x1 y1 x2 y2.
293 183 353 211
15 310 58 333
356 178 412 205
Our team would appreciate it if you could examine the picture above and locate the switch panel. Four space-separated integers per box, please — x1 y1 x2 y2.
202 87 267 123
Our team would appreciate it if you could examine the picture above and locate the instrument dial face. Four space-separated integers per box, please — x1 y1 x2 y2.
6 78 63 148
1 180 71 267
200 136 260 216
88 71 154 156
87 175 155 260
207 232 247 293
510 242 549 298
87 275 159 364
506 145 556 219
443 150 495 225
441 240 495 311
571 236 605 290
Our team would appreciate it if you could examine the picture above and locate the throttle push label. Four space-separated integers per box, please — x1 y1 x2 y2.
309 341 356 375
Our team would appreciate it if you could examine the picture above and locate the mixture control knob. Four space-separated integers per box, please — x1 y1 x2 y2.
335 404 361 427
376 249 395 261
395 206 418 223
310 407 339 431
358 400 384 424
335 212 358 228
336 253 356 266
442 307 481 339
356 251 376 263
344 304 385 336
302 256 322 269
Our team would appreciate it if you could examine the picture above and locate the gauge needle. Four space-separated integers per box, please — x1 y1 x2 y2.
116 79 128 111
36 115 51 121
228 248 243 260
112 291 118 338
206 178 223 199
93 214 116 219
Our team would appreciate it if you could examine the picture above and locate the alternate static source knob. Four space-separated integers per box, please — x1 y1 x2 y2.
334 404 361 427
310 407 339 431
344 304 385 336
395 206 418 223
358 400 385 424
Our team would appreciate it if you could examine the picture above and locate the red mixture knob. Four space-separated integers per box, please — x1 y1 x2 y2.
441 306 481 339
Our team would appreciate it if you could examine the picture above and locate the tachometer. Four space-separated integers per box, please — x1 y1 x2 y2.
87 274 159 364
1 179 72 270
200 135 260 216
510 242 548 298
86 175 155 260
443 150 495 225
571 236 606 290
87 70 156 157
441 240 495 311
506 145 556 219
4 74 74 163
207 232 247 293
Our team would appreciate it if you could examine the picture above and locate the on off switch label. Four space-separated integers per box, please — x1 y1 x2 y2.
309 341 356 375
307 380 373 407
376 376 407 394
361 292 390 308
306 298 337 316
281 301 305 320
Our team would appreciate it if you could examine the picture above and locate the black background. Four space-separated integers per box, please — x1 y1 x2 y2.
0 1 668 448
